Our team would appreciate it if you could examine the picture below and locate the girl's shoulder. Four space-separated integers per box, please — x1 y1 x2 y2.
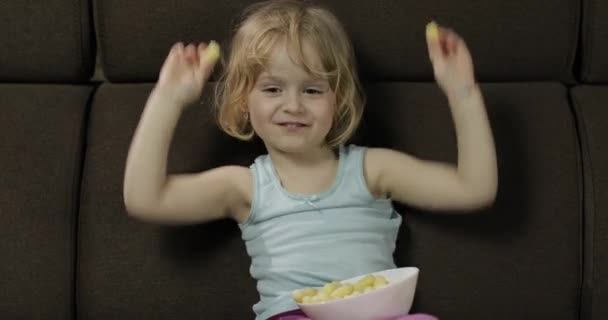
340 144 393 200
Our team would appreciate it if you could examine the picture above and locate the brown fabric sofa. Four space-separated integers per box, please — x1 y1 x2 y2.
1 0 607 319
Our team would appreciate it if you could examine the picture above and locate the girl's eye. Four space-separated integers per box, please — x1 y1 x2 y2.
263 87 281 93
304 88 323 95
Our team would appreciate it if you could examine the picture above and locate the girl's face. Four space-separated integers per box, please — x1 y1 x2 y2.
247 41 336 154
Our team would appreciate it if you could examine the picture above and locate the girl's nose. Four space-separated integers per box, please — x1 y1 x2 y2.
283 92 304 113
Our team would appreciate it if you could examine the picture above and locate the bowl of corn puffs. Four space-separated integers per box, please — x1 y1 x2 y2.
292 267 419 320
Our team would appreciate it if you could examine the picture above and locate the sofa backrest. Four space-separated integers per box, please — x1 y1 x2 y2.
0 1 95 319
94 0 579 83
575 1 608 319
572 85 608 320
0 0 95 82
3 0 608 319
580 0 608 83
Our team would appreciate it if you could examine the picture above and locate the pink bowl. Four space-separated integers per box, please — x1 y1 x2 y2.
296 267 419 320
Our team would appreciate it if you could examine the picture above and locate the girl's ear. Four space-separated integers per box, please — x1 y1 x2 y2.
242 103 249 119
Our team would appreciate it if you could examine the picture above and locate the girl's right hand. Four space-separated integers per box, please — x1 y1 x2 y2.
155 41 220 107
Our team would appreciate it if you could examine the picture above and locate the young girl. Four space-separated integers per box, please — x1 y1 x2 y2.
123 0 498 319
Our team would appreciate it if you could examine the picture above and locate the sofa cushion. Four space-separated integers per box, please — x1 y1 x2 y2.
0 0 95 82
77 83 264 319
580 0 608 82
95 0 578 83
571 86 608 320
0 85 93 318
361 82 581 319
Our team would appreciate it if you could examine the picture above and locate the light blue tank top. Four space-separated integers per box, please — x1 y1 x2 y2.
239 144 403 320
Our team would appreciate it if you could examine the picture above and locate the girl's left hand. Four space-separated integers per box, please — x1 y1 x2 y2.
426 23 476 99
